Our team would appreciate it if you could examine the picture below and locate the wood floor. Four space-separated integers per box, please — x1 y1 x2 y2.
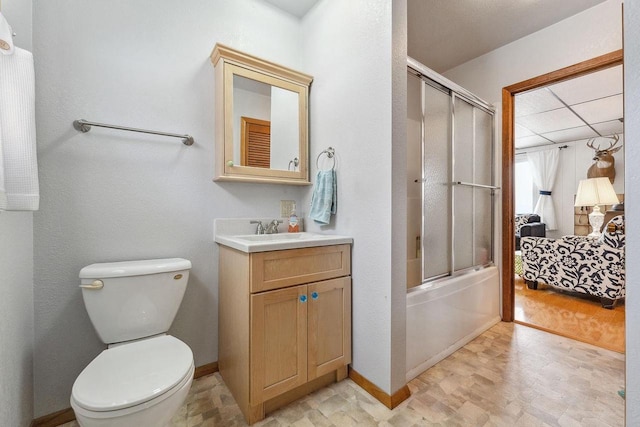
514 276 625 353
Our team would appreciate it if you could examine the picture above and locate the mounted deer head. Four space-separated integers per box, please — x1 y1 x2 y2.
587 135 622 184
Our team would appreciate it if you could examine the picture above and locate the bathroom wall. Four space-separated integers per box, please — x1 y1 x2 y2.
301 0 408 395
1 0 31 49
624 1 640 423
32 0 307 416
0 1 35 425
0 214 34 426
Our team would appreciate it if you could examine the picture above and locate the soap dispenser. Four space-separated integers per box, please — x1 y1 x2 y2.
288 204 299 232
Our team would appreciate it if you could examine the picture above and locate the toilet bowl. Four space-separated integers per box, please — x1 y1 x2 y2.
71 259 194 427
71 335 193 427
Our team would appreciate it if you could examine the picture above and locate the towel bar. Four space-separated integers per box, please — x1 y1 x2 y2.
73 119 194 146
453 181 500 190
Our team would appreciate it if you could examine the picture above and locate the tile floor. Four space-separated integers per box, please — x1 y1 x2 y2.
61 322 625 426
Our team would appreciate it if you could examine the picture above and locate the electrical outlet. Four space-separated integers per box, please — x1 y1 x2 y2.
280 200 295 218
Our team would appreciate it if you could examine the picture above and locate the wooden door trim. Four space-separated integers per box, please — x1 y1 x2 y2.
501 49 623 321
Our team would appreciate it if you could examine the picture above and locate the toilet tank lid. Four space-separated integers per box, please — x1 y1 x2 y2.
79 258 192 279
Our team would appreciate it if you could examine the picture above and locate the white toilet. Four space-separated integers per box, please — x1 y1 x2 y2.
70 258 195 427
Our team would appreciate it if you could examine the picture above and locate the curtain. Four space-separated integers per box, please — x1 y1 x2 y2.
527 149 559 230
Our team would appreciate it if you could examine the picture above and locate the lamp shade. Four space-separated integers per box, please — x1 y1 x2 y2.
574 177 619 207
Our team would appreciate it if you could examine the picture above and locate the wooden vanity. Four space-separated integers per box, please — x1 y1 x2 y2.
218 243 352 424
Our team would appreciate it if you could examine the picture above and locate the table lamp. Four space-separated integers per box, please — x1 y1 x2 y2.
574 177 619 238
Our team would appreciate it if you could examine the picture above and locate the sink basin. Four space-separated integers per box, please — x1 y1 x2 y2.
215 231 353 253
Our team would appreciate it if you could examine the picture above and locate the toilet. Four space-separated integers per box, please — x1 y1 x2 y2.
70 258 195 427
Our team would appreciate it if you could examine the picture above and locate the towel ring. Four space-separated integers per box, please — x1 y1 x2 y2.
316 147 336 170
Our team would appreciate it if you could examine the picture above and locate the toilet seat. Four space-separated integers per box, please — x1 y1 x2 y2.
71 335 193 414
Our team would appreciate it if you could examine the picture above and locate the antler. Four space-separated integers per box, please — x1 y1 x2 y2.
605 134 620 150
587 134 621 152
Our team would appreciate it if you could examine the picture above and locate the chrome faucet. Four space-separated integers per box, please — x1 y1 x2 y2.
250 220 265 235
265 219 282 234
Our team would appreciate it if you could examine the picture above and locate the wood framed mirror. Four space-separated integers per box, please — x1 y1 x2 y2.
211 44 313 185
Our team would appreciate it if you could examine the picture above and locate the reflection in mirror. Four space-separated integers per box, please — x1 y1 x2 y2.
211 43 313 185
232 75 300 170
241 116 270 168
271 87 300 170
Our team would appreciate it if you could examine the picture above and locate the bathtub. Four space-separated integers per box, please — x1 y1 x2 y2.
406 266 501 381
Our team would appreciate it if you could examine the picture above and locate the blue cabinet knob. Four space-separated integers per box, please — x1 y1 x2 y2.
311 292 319 300
299 295 307 303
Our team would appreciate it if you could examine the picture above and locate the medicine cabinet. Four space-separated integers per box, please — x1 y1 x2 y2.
211 44 313 185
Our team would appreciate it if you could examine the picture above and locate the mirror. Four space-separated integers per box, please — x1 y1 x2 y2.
211 44 313 184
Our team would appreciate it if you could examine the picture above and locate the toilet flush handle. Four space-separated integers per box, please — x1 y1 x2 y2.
80 280 104 290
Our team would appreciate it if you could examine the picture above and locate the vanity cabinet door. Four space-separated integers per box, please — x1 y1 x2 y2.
307 277 352 380
250 285 308 404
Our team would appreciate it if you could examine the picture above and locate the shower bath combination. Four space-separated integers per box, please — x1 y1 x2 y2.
405 57 501 380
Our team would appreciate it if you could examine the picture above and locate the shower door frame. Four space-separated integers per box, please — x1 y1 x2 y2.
408 58 497 286
501 49 623 321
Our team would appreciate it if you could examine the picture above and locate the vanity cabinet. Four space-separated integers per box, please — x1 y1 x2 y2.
218 244 351 424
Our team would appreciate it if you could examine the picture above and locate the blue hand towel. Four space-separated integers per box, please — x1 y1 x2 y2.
310 169 337 225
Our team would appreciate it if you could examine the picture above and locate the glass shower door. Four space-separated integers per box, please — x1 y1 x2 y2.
453 96 494 272
422 83 451 280
472 107 494 267
407 68 495 288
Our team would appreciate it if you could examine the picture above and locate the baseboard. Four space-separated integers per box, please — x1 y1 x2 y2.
31 361 219 427
194 361 219 378
348 368 411 409
31 408 76 427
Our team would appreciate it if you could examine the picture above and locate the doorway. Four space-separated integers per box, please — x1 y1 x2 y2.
502 51 624 342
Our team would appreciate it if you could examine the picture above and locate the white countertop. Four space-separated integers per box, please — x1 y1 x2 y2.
214 218 353 253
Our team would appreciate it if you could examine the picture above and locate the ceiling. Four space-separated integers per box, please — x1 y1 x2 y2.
262 1 623 150
262 0 319 18
515 65 623 149
407 0 608 73
264 1 609 72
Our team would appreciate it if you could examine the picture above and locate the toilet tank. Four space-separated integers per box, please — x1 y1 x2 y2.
79 258 192 344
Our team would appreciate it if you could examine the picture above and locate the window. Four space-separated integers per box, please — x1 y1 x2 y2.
515 158 534 214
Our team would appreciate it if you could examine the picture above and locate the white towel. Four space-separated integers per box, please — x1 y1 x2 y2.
0 12 15 56
0 45 39 211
